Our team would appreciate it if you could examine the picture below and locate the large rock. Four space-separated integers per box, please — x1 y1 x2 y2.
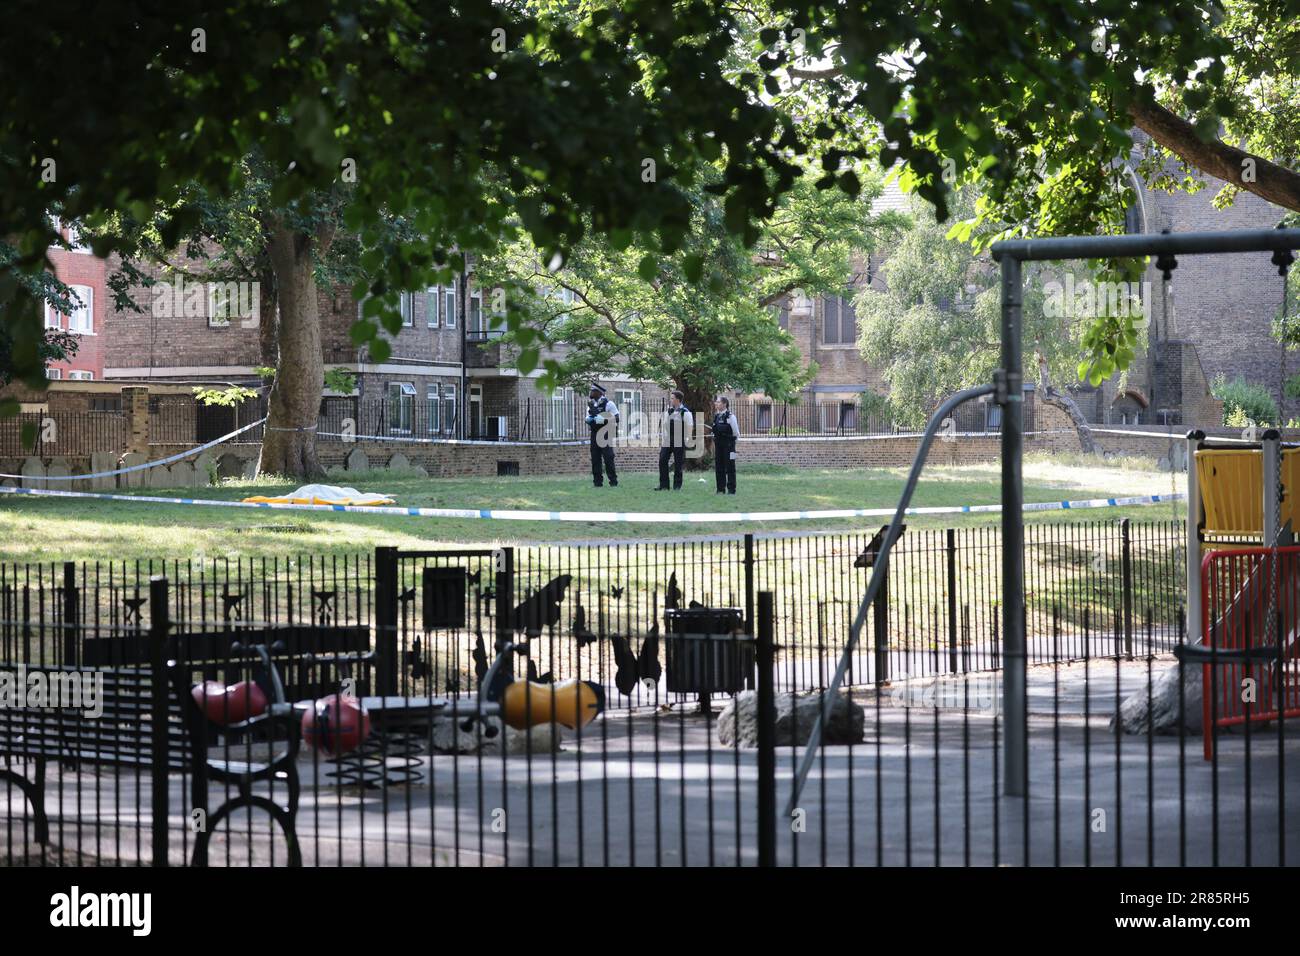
1111 657 1203 735
717 690 865 748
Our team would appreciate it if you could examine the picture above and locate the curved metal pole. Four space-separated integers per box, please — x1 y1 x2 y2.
784 382 997 818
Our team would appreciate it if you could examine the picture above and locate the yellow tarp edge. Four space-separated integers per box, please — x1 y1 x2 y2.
241 495 396 506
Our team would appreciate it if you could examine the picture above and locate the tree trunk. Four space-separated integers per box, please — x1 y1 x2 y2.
1035 351 1097 454
258 225 323 478
257 263 278 368
677 320 716 470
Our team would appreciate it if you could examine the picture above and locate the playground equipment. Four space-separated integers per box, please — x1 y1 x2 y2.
481 640 605 732
1187 429 1300 758
302 694 373 755
784 226 1300 816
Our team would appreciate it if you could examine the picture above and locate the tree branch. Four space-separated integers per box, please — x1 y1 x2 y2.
1128 98 1300 214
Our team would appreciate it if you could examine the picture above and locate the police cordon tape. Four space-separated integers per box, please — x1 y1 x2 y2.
0 417 269 482
316 430 589 446
0 486 1186 522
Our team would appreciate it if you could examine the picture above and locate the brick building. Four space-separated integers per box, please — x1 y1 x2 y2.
96 151 1290 434
43 218 107 382
756 157 1287 430
99 256 673 441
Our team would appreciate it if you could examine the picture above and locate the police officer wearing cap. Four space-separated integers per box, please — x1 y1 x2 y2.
708 396 740 494
586 382 619 487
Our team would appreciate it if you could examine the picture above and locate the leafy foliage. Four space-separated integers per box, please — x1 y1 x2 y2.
479 169 896 399
1211 374 1279 426
192 385 260 408
855 190 1094 427
2 0 1292 400
324 367 356 396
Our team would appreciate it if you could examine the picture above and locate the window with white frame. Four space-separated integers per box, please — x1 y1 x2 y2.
545 387 576 439
426 287 440 328
44 302 60 329
68 223 92 254
68 370 93 381
46 368 62 380
426 384 442 433
388 382 415 432
468 290 483 337
614 388 641 439
444 286 457 329
442 385 457 435
68 286 93 333
400 292 415 327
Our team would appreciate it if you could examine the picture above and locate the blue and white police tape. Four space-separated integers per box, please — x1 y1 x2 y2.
0 417 268 482
0 486 1186 521
316 430 588 446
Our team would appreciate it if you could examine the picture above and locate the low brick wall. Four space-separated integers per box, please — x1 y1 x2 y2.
21 425 1262 489
313 432 1011 479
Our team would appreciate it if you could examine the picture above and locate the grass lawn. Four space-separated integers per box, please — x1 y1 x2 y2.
0 453 1187 563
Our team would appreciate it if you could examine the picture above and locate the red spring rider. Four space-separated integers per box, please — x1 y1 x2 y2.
302 694 372 755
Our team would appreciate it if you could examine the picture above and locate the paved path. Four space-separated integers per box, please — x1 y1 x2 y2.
3 657 1294 866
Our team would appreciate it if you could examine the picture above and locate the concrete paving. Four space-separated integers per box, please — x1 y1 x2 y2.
2 657 1296 866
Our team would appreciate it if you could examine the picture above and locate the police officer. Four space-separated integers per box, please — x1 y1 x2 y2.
656 390 693 491
586 383 619 487
708 395 740 494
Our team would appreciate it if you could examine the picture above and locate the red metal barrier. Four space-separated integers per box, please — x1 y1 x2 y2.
1200 547 1300 759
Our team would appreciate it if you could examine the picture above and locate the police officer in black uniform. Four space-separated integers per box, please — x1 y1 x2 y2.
586 383 619 487
709 395 740 494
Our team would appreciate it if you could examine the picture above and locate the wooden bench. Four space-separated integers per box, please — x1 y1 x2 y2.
0 642 304 866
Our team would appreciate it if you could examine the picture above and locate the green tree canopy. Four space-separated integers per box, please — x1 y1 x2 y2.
479 169 900 408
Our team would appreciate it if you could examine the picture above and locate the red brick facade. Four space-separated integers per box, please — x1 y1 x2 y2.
44 223 108 381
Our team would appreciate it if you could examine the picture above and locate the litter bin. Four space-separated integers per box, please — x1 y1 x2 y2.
664 607 753 705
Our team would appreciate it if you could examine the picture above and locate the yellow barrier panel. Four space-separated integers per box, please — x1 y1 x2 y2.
1196 449 1261 536
1195 446 1300 537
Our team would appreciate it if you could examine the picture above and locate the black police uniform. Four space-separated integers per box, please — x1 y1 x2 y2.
658 405 691 490
711 410 737 493
587 394 618 486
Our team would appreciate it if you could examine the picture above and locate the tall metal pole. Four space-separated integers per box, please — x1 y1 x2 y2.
756 591 776 867
999 255 1026 797
149 575 171 866
1185 430 1203 647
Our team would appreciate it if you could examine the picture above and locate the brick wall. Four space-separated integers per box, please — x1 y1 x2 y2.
103 253 264 374
45 245 108 381
1139 171 1293 417
315 432 1006 478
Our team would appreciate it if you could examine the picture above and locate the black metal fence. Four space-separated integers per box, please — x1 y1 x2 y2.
0 411 126 458
2 523 1293 866
150 394 267 446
